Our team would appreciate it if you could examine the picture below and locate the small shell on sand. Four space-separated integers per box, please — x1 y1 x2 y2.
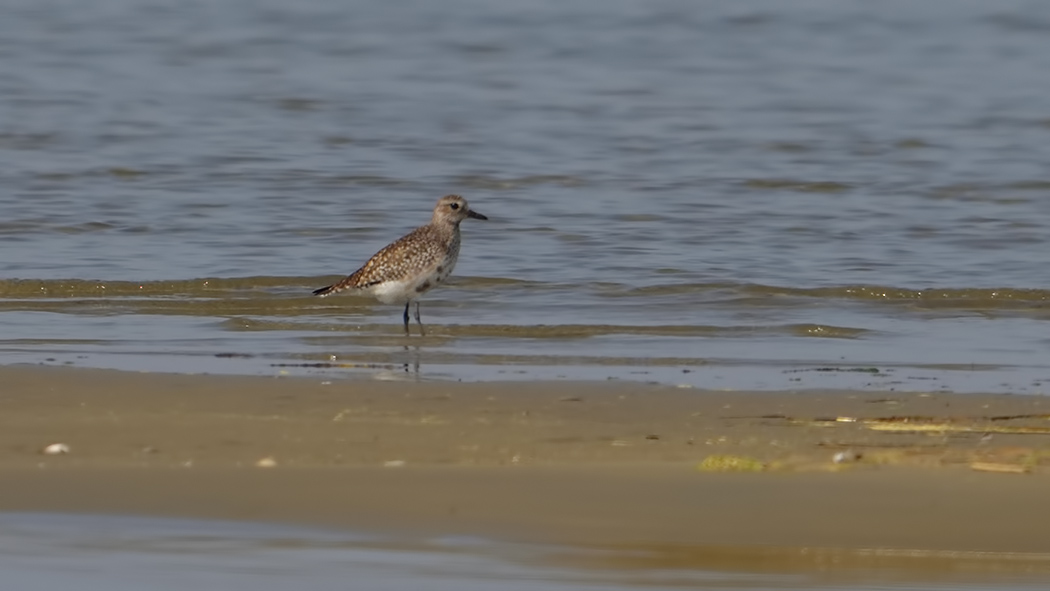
255 457 278 468
42 443 70 455
833 450 862 464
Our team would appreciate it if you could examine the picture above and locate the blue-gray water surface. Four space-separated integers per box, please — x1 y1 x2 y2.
2 0 1050 391
2 513 1049 591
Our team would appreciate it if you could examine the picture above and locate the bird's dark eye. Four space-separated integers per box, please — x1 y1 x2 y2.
449 203 460 210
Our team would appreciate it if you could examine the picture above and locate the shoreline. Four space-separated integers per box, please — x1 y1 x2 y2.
5 466 1050 556
2 364 1049 559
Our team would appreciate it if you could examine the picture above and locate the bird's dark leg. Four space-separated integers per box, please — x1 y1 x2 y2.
414 301 426 337
403 302 411 336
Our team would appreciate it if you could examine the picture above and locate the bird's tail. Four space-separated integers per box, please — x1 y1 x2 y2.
313 272 375 297
312 281 348 297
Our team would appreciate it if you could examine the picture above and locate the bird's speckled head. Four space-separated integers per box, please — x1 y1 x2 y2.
432 194 487 225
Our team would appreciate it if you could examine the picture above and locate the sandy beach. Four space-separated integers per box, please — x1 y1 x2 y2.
2 364 1050 567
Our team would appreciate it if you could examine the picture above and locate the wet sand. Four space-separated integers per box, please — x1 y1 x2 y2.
2 365 1050 558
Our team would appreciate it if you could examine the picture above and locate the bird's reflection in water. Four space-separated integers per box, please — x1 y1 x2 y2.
401 344 421 375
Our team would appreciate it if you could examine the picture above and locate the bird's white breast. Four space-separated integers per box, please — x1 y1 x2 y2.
369 257 456 305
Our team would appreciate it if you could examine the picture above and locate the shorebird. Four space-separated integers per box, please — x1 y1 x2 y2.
312 194 488 336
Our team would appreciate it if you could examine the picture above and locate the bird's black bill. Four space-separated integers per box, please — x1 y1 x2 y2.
468 210 488 220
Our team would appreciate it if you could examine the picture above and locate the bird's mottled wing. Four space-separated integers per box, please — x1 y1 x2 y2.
313 225 448 296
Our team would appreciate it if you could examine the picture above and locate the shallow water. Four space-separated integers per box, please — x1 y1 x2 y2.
3 0 1050 391
2 513 1048 591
